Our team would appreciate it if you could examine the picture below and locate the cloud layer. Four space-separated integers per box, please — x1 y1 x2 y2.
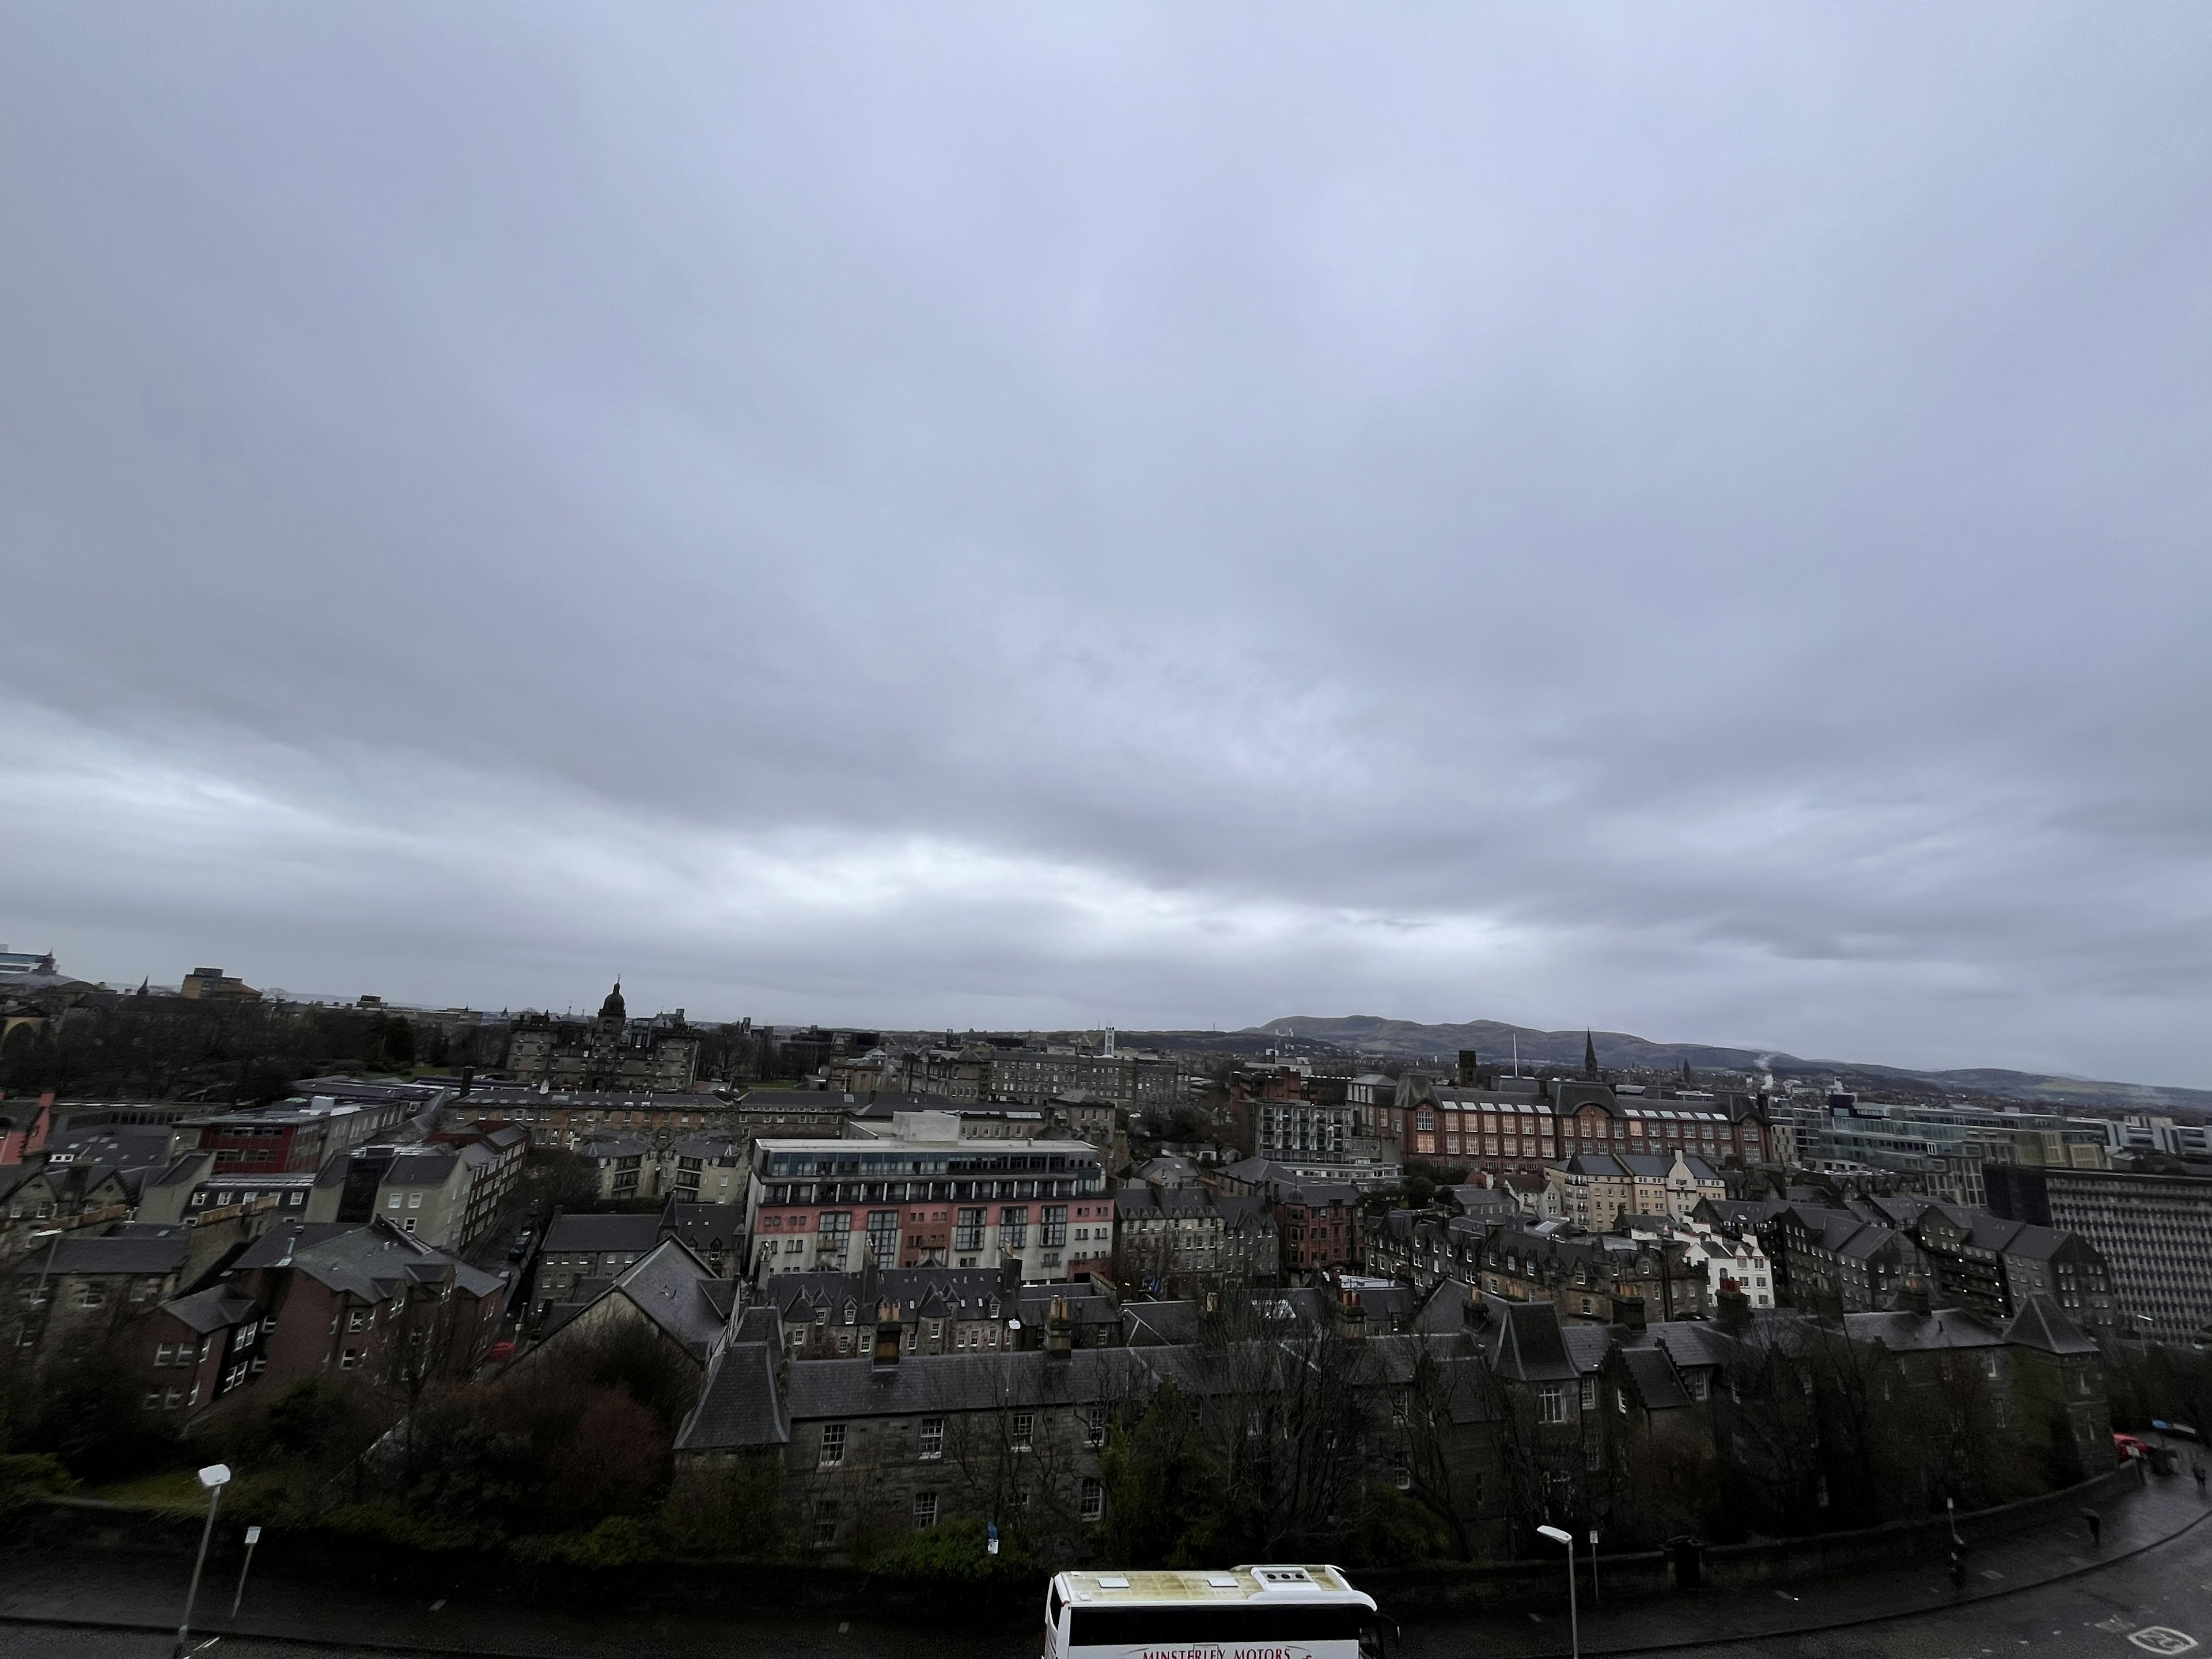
5 5 2211 1082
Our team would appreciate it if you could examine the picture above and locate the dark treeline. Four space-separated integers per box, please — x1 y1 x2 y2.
0 997 499 1103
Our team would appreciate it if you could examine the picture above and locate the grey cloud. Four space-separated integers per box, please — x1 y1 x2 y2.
4 4 2211 1084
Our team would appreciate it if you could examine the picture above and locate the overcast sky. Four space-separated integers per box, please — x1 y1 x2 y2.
5 6 2210 1083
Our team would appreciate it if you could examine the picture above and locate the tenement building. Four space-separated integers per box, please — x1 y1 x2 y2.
1984 1162 2212 1342
747 1132 1111 1285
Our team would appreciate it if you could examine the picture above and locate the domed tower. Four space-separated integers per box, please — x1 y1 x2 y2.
599 979 627 1022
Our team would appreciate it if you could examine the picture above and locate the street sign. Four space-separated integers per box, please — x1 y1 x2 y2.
245 1526 262 1545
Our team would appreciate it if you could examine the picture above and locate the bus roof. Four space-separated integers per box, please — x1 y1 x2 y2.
1054 1566 1371 1605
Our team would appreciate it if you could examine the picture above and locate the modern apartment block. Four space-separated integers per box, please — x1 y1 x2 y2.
1984 1162 2212 1341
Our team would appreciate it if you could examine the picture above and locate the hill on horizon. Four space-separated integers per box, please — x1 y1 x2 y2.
1242 1014 2212 1116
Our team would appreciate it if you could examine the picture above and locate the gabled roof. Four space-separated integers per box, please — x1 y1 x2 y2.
251 1220 503 1303
1480 1297 1577 1381
604 1239 728 1363
2002 1294 2099 1355
161 1285 258 1334
659 1200 747 1255
676 1335 789 1450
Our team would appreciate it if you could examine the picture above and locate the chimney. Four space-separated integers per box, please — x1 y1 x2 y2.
1900 1274 1931 1317
1615 1294 1647 1333
1045 1294 1074 1360
872 1302 902 1368
459 1067 474 1099
1339 1287 1368 1338
1716 1282 1751 1329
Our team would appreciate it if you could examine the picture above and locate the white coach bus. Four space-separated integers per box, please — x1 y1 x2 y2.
1045 1565 1393 1659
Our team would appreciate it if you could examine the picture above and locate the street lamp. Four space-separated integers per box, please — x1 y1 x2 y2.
175 1463 231 1658
1537 1524 1579 1659
25 1228 63 1327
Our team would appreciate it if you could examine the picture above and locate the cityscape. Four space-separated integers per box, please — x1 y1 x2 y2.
6 5 2212 1658
5 953 2211 1652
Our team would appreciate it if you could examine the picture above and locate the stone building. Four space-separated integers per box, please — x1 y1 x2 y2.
505 982 699 1092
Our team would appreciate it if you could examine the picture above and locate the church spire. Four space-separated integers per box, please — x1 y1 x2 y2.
1583 1029 1599 1080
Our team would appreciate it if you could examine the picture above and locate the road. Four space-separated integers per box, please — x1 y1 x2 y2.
4 1486 2207 1659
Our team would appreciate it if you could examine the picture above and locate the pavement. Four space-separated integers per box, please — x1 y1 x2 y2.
1 1473 2206 1659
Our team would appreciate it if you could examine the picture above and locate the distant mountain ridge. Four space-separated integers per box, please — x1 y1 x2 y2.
1245 1014 2212 1117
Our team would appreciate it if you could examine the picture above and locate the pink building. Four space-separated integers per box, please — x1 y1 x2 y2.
747 1135 1111 1285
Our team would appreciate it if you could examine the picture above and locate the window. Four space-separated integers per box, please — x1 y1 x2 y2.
999 1207 1028 1249
1043 1206 1068 1248
1011 1411 1035 1451
156 1343 177 1366
1537 1384 1567 1425
819 1423 847 1467
339 1348 362 1370
388 1194 404 1210
77 1285 104 1309
919 1417 944 1460
1085 1404 1109 1447
913 1491 938 1528
1580 1377 1596 1410
407 1191 423 1210
814 1501 839 1547
403 1219 416 1233
955 1208 986 1253
164 1387 183 1409
1080 1477 1104 1522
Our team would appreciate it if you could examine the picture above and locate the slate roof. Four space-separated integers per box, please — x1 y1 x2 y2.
1559 1324 1615 1375
41 1232 190 1275
249 1221 503 1302
543 1212 664 1256
162 1285 257 1334
604 1240 729 1363
2002 1294 2100 1355
1620 1345 1692 1410
1559 1153 1631 1178
659 1200 747 1256
676 1333 790 1451
1478 1297 1578 1381
772 1265 1012 1321
1214 1193 1275 1231
1130 1157 1199 1185
232 1222 356 1267
380 1150 459 1188
1843 1308 2006 1351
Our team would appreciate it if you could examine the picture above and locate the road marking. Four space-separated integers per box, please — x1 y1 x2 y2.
2126 1632 2198 1656
1984 1571 2006 1581
2098 1618 2138 1634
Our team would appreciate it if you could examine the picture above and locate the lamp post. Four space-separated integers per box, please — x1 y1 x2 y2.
25 1228 63 1339
1537 1525 1579 1659
175 1463 231 1658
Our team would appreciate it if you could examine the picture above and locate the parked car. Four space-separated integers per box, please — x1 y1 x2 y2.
2113 1433 2150 1461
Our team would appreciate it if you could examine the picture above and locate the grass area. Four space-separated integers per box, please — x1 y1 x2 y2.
90 1467 290 1515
